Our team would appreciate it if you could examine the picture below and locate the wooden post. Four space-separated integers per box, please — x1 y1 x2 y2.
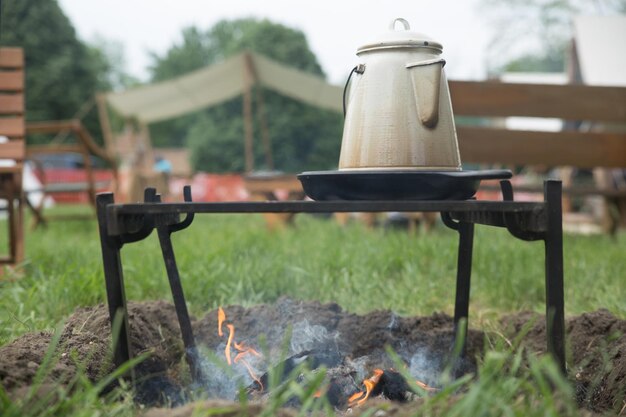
243 53 255 173
138 121 154 171
78 122 97 208
243 53 274 171
243 86 254 173
96 93 116 155
566 39 582 85
256 87 274 171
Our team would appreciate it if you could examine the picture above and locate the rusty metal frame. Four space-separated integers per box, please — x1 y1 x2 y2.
96 180 566 383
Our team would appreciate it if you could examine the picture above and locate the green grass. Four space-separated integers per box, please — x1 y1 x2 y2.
2 208 625 343
1 206 625 415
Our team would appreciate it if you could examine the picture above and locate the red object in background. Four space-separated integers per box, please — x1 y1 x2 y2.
475 177 544 202
169 173 249 202
33 168 115 204
35 170 248 204
475 179 503 201
39 170 544 205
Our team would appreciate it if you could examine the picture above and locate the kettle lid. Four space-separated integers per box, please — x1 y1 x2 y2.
357 18 443 54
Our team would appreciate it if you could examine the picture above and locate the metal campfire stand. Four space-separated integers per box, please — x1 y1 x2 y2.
96 179 566 385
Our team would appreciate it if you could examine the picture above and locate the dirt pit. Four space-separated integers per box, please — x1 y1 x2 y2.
1 298 625 415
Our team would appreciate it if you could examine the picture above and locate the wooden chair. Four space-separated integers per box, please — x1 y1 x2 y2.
0 47 25 266
24 119 118 228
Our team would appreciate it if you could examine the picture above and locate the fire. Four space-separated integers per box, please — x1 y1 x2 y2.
415 379 437 392
218 307 226 337
349 369 437 407
218 307 264 390
224 324 235 365
233 341 261 362
348 391 364 403
349 368 384 407
217 306 437 405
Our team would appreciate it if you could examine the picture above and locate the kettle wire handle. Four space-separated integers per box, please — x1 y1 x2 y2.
389 18 410 31
342 64 365 118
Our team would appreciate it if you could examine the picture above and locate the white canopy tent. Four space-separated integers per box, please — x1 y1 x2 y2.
574 15 626 87
104 52 343 123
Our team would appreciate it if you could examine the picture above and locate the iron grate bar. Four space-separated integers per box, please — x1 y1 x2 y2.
106 201 548 236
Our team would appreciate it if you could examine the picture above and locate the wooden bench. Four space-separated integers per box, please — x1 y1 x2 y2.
0 47 25 268
450 80 626 233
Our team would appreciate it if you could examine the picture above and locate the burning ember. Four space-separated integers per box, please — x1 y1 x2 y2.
349 368 384 406
347 368 436 407
215 306 437 408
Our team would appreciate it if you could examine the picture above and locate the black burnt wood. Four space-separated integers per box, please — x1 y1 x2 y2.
95 179 567 384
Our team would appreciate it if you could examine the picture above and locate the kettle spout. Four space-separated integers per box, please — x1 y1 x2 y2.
407 58 445 129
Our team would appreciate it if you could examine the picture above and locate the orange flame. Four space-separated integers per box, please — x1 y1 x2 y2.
218 307 263 390
349 368 384 407
218 307 226 337
348 391 364 403
234 341 261 358
235 355 264 391
415 379 437 392
225 324 235 365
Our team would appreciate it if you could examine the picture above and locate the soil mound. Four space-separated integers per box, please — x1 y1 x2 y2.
1 299 624 414
502 309 626 413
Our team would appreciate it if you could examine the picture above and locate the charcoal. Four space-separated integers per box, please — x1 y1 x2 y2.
380 369 411 402
323 365 361 407
247 349 342 393
325 380 345 408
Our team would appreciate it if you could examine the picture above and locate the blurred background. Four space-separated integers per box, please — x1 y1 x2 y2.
1 0 624 204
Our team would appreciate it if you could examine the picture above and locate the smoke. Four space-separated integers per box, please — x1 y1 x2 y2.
346 355 370 382
190 344 264 401
408 348 443 387
188 300 458 403
290 319 340 354
387 313 399 331
190 318 342 399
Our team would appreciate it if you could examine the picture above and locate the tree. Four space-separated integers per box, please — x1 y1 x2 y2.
481 0 626 74
88 36 141 92
149 27 211 83
148 18 343 173
0 0 106 140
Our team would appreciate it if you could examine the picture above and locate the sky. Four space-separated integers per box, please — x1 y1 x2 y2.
58 0 494 85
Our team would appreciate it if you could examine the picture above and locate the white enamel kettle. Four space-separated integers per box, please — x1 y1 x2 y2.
338 18 461 171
